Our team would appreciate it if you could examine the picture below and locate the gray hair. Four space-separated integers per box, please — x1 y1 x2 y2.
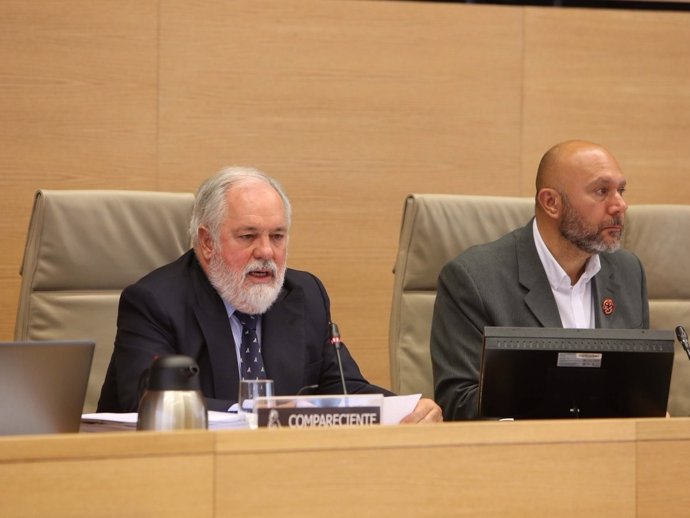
189 166 292 248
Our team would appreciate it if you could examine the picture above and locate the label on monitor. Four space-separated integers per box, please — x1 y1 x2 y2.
557 352 603 368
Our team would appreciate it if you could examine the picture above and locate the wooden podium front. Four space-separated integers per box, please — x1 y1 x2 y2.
1 418 688 517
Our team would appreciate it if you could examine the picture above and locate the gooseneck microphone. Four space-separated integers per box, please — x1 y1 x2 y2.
329 322 348 395
675 325 690 361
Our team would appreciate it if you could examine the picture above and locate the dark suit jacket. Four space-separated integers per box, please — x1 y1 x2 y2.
98 250 390 412
430 220 649 421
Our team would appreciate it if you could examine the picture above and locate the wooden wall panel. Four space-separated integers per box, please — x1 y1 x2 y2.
0 0 159 339
636 419 690 517
6 419 690 518
4 419 690 518
157 0 523 386
0 431 215 517
215 419 638 517
522 7 690 204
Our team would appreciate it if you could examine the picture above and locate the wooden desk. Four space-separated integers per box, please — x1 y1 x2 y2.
1 418 688 517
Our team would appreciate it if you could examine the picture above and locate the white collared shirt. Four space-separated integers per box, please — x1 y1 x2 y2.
533 220 600 329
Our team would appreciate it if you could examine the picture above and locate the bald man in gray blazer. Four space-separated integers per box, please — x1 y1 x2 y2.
431 141 649 420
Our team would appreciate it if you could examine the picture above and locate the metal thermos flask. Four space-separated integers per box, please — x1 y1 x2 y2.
137 355 208 431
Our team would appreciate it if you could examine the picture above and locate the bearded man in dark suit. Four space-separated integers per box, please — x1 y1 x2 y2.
98 166 441 423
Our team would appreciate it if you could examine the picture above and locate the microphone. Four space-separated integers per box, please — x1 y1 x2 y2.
675 325 690 361
329 322 348 395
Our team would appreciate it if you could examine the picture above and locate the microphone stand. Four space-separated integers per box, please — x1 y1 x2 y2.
330 322 348 395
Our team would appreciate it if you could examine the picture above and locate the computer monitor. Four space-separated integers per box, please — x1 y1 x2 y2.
478 327 675 419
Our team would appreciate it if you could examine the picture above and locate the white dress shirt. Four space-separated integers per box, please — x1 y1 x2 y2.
533 219 600 329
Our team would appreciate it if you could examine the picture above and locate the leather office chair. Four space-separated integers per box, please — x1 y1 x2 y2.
389 194 690 416
15 190 195 413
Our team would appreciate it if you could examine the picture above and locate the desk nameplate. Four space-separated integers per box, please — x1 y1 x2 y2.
253 394 383 428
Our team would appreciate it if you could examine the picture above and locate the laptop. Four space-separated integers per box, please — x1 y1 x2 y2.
0 340 95 435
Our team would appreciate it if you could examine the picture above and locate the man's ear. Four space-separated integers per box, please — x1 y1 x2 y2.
197 226 215 262
536 188 562 220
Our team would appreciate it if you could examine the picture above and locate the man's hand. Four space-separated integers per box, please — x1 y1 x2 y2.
399 398 443 424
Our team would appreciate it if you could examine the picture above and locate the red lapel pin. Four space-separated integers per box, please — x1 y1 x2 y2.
602 298 615 316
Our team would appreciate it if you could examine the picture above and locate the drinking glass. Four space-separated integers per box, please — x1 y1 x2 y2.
238 379 274 429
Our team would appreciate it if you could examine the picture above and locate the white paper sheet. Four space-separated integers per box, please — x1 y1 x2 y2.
81 411 248 430
382 393 421 425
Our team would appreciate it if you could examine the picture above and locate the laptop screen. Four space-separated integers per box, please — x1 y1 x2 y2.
0 340 94 435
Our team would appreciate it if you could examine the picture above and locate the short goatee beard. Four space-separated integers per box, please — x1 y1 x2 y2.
559 195 623 254
207 252 286 314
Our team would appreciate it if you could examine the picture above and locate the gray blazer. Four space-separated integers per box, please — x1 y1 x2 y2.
430 219 649 420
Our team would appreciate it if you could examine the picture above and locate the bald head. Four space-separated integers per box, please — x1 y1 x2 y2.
535 140 620 195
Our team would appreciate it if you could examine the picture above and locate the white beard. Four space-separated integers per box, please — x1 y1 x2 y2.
207 252 286 314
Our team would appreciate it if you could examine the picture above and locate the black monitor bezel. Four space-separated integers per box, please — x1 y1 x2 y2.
478 326 675 419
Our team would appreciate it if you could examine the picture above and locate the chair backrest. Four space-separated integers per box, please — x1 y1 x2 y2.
389 194 690 416
15 190 195 413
